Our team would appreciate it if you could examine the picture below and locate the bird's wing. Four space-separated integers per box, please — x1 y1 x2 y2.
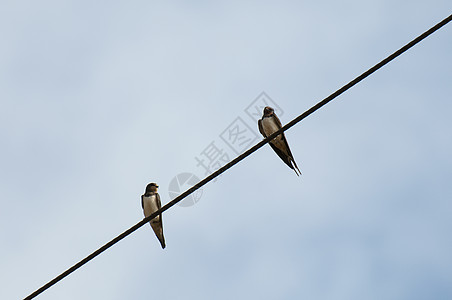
268 142 293 169
273 113 295 158
156 193 163 225
151 193 166 249
141 195 144 210
279 133 295 158
156 193 162 209
273 113 283 128
258 119 266 138
272 120 302 175
156 193 164 236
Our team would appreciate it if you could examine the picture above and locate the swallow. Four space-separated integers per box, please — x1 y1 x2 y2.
258 106 301 176
141 182 166 249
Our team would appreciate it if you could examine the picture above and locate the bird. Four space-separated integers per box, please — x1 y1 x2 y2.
258 106 301 176
141 182 166 249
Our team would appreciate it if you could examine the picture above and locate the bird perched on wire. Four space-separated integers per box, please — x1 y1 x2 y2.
258 106 301 176
141 183 166 249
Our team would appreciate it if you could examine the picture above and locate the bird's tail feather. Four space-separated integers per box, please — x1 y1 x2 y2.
158 234 166 249
290 158 302 176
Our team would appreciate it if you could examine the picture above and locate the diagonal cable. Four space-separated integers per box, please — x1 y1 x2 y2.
24 13 452 300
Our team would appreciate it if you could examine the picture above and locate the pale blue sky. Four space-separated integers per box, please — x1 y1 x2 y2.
1 1 451 299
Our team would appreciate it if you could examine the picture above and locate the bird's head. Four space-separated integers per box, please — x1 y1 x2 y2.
145 182 159 193
263 106 274 117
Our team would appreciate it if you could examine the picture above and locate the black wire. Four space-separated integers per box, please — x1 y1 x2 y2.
24 13 452 300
